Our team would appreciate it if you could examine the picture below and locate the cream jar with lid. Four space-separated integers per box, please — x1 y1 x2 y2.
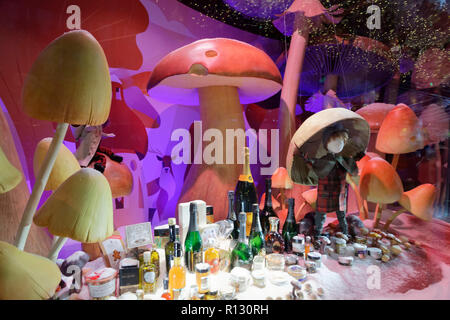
307 252 322 268
292 236 305 256
85 267 117 300
334 238 347 255
230 267 252 293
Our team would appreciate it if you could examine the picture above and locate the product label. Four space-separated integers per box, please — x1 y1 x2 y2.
292 243 305 253
88 280 116 298
200 276 210 291
144 271 155 284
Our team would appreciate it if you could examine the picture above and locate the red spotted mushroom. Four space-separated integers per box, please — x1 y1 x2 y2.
359 157 404 228
147 38 282 220
383 183 437 230
375 103 425 169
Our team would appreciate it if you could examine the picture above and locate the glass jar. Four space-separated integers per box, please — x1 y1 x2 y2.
251 269 266 288
266 253 285 271
292 235 305 257
335 238 347 255
85 268 117 300
252 255 266 271
307 252 322 268
195 263 211 294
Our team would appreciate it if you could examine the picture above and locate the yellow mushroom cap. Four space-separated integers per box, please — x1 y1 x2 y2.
0 241 61 300
33 168 113 243
360 157 403 204
22 30 112 125
0 145 22 193
399 184 436 221
33 138 80 191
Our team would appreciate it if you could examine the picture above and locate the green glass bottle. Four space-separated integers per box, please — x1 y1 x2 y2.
165 217 176 273
234 147 258 238
260 178 277 236
231 212 253 270
282 198 298 253
249 203 265 256
184 202 203 272
227 191 239 240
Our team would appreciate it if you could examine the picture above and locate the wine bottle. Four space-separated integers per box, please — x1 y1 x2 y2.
226 191 239 240
230 212 253 270
234 147 258 237
260 178 277 236
282 198 297 253
249 203 265 256
185 202 202 272
265 217 285 254
165 218 176 273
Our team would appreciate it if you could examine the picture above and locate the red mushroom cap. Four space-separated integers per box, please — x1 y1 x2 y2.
272 167 294 189
356 103 395 132
147 38 282 105
375 103 425 154
398 184 436 221
360 157 403 204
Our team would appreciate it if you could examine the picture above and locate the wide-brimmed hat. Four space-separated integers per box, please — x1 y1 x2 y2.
287 108 370 185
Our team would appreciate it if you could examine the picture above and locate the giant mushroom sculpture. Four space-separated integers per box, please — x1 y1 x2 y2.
272 0 343 166
147 38 282 220
33 168 114 261
0 241 61 300
375 103 425 169
383 183 437 230
16 30 111 251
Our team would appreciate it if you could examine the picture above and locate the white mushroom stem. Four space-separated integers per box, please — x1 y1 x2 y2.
14 122 69 250
48 236 68 262
279 15 310 167
383 208 406 230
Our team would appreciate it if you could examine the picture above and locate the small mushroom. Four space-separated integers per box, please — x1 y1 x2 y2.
375 104 425 169
33 137 80 191
383 184 436 230
0 241 61 300
271 167 294 210
0 145 22 194
359 157 404 228
33 168 114 261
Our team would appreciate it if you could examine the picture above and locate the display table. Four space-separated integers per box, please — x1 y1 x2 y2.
58 212 450 300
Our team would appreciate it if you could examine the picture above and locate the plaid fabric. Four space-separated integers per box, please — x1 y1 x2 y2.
316 163 347 213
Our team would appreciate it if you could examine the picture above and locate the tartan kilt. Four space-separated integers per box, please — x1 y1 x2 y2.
317 166 346 213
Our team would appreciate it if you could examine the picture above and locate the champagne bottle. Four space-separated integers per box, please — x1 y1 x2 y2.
165 218 176 273
282 198 297 253
234 147 258 237
226 191 239 240
249 203 265 256
260 178 277 236
185 203 202 272
230 212 253 269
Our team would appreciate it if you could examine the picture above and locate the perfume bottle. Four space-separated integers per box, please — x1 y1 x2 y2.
265 217 285 254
